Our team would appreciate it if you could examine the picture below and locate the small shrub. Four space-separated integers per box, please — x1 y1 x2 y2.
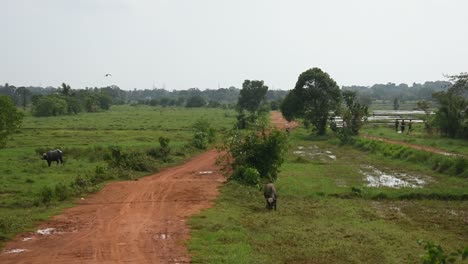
54 182 70 201
418 240 468 264
25 178 34 183
193 131 209 149
72 175 90 193
231 166 260 187
351 187 362 196
39 186 53 206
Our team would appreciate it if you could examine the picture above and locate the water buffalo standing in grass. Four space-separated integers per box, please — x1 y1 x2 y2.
263 183 277 210
42 149 63 167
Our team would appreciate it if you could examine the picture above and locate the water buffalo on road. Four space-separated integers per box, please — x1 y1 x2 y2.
263 183 277 210
42 149 63 167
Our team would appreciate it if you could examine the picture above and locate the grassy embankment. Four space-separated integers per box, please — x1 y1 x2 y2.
189 126 467 263
362 123 468 156
0 105 236 246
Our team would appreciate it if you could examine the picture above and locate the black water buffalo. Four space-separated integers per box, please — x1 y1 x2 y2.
263 183 277 210
42 149 63 167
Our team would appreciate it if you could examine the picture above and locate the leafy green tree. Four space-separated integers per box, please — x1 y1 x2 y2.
32 95 68 117
0 96 23 149
432 73 468 138
280 68 341 135
237 80 268 113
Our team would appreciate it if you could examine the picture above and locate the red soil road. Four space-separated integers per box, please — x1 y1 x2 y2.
270 111 299 130
1 150 224 264
1 112 295 264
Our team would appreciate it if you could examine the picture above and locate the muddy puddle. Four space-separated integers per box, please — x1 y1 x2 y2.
293 145 337 161
2 248 28 254
360 165 426 188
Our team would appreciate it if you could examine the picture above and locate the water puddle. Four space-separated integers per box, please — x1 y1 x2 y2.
3 248 28 254
293 145 337 161
198 171 213 175
36 228 56 235
360 165 426 188
153 233 171 241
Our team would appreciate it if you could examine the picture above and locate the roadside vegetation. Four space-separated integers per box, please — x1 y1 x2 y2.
0 105 235 245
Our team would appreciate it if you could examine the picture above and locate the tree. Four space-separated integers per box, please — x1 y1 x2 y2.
280 68 341 135
416 100 432 130
32 95 68 117
432 73 468 138
393 98 400 110
60 83 72 97
332 91 368 144
186 95 206 107
15 87 30 109
0 96 23 148
237 80 268 113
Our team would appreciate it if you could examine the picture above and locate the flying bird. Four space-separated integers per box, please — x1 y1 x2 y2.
104 73 112 77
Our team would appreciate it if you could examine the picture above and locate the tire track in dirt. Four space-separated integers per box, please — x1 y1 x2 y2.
1 112 297 264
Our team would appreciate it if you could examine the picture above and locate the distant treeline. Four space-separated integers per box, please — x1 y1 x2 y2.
0 80 451 112
342 81 451 103
0 84 288 110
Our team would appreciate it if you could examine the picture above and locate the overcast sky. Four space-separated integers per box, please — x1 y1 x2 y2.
1 0 467 90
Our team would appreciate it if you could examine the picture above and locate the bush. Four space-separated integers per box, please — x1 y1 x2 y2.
223 128 288 182
39 186 53 206
105 146 156 172
148 137 172 162
231 166 260 187
193 131 209 149
418 240 468 264
72 175 91 193
54 182 70 201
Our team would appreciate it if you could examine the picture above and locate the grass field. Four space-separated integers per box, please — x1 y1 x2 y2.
362 123 468 155
189 126 468 263
0 105 236 245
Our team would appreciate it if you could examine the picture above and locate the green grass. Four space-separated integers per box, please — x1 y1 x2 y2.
0 105 236 245
189 126 467 263
362 123 468 155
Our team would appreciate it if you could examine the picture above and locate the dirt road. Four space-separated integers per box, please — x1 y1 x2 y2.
2 112 297 264
2 150 223 264
270 111 298 130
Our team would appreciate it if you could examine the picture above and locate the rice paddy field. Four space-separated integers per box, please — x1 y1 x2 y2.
189 126 468 263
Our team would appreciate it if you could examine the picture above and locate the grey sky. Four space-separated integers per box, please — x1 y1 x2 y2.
1 0 467 90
